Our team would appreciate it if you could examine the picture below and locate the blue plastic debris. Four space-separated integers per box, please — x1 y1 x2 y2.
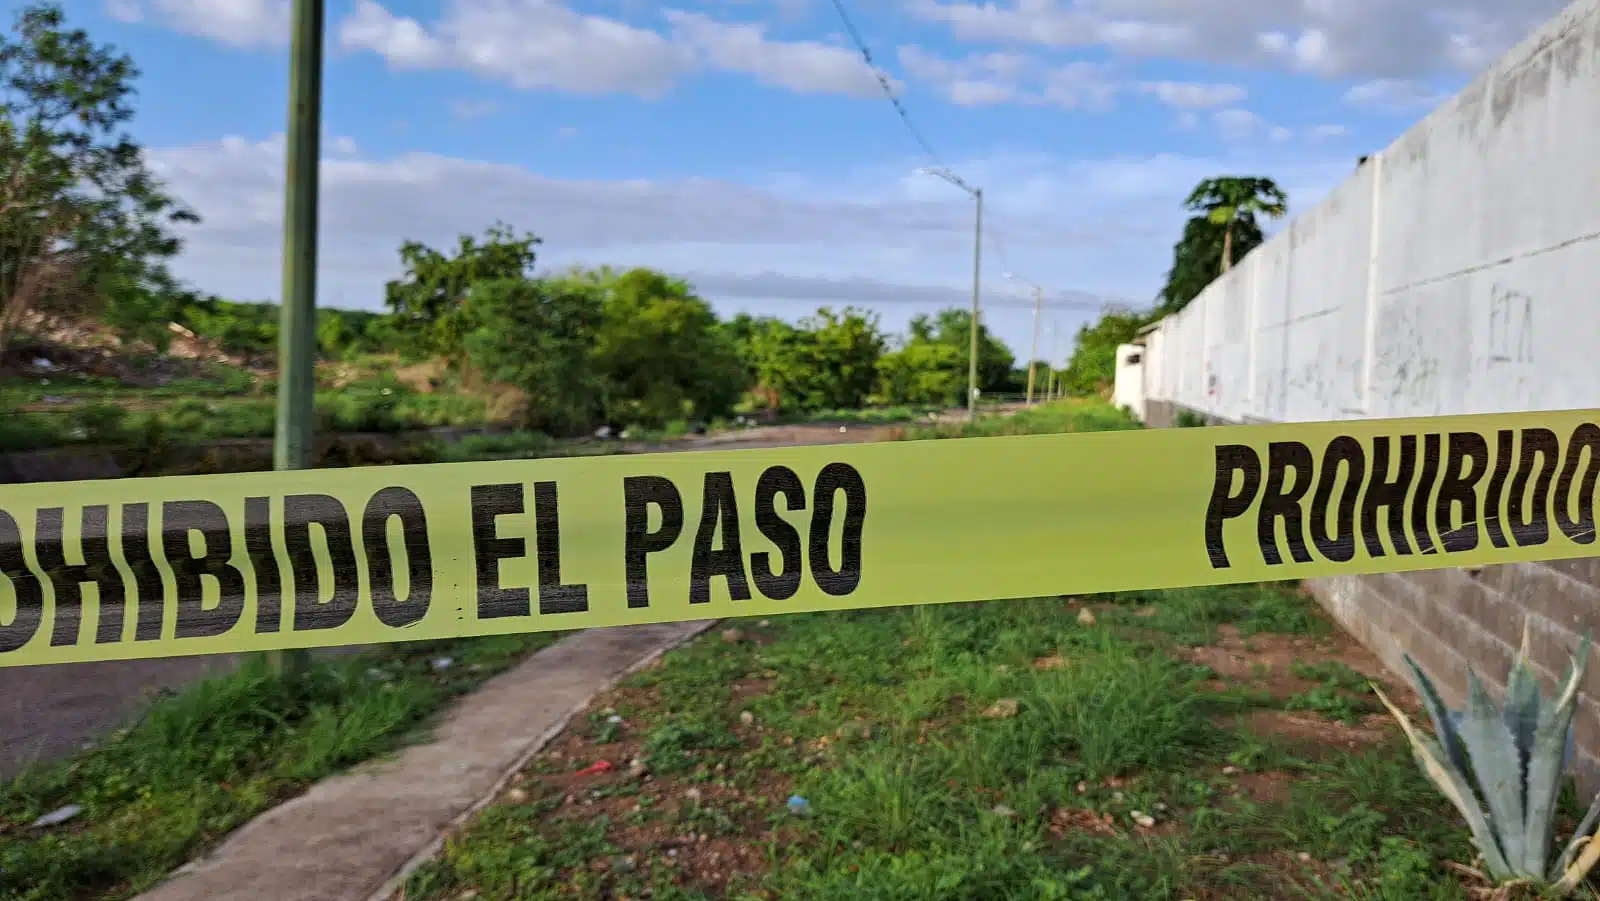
786 795 810 816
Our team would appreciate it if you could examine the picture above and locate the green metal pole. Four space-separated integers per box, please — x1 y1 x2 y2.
966 188 983 423
270 0 324 676
1048 321 1058 401
1024 286 1040 406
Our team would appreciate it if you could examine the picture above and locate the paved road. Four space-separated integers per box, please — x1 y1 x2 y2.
0 654 242 779
0 420 914 780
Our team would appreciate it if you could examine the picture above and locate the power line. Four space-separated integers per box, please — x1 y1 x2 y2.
825 0 946 168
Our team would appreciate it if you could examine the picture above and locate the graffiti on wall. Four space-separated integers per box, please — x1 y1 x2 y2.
1374 299 1444 414
1487 283 1534 364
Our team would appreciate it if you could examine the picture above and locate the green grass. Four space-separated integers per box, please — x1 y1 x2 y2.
2 400 1546 900
0 390 493 453
397 400 1578 901
0 633 568 901
897 398 1141 440
792 405 943 425
0 424 651 900
0 361 258 403
403 588 1507 901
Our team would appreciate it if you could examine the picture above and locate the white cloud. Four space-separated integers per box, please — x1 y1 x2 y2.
338 0 694 96
331 0 886 99
898 46 1028 105
1137 81 1245 109
449 99 501 120
557 125 580 138
330 136 360 156
1207 108 1336 144
1343 78 1446 111
143 133 1352 355
1213 107 1265 141
109 0 290 48
104 0 144 23
907 0 1568 80
664 10 887 97
897 46 1114 110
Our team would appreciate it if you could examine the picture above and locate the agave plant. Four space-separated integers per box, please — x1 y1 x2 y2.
1373 624 1600 896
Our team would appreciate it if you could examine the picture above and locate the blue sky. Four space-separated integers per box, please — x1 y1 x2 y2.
62 0 1566 361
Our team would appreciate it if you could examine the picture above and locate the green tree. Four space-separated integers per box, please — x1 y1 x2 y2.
795 307 885 409
579 267 744 428
0 2 198 354
875 341 966 406
1157 215 1265 315
171 295 283 358
1183 176 1287 274
731 307 885 413
384 222 541 362
874 308 1015 406
908 308 1015 392
462 277 605 435
1060 307 1157 398
725 312 796 398
316 307 394 359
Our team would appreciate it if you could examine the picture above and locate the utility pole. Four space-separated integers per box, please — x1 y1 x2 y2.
1025 286 1042 405
1048 321 1059 400
270 0 324 676
1003 272 1044 406
967 188 983 422
916 167 983 422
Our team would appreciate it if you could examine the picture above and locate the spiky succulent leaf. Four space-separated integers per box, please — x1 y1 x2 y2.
1454 668 1525 871
1555 792 1600 877
1504 623 1547 875
1403 653 1472 778
1535 636 1592 880
1503 625 1542 777
1523 669 1578 877
1554 829 1600 897
1374 684 1516 881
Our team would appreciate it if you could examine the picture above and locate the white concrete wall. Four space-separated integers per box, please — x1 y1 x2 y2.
1113 344 1145 420
1142 0 1600 423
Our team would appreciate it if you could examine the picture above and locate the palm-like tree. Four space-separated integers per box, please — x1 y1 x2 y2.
1183 177 1288 274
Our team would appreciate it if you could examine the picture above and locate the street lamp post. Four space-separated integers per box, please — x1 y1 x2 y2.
1049 321 1059 400
1003 272 1044 406
270 0 325 675
916 167 983 422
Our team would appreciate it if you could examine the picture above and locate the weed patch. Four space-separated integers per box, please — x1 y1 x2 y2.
399 577 1511 901
0 633 565 901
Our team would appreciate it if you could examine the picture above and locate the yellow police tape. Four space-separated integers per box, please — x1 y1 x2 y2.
0 409 1596 668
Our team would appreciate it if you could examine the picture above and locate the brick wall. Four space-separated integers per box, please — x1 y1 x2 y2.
1309 563 1600 792
1147 399 1600 792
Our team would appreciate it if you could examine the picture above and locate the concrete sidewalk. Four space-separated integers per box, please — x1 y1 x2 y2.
134 621 716 901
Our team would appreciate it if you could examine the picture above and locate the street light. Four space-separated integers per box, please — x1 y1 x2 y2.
915 166 983 422
1049 320 1060 400
1003 271 1044 406
270 0 325 676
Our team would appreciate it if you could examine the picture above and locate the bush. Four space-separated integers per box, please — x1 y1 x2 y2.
1060 309 1157 398
463 277 606 435
587 268 744 428
70 402 129 444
